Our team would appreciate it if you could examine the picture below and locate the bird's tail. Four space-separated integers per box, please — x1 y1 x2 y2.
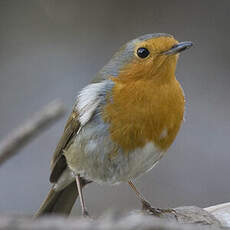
35 181 78 217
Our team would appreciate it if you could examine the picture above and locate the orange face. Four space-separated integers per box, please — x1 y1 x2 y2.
118 36 179 84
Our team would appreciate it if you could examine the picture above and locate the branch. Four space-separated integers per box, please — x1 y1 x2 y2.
0 100 66 166
0 210 226 230
133 206 221 226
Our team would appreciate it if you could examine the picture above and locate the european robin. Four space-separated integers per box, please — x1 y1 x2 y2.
35 33 192 217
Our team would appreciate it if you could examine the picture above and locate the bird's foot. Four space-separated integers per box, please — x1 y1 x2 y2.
142 200 162 216
141 200 176 218
82 209 91 218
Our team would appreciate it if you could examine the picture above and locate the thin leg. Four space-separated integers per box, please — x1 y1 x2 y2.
128 181 161 215
76 174 89 217
128 181 151 208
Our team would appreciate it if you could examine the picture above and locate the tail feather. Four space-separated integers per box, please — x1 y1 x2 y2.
35 181 78 217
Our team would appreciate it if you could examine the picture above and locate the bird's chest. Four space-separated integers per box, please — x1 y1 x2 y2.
103 79 185 152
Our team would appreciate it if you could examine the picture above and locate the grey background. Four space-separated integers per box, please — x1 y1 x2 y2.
0 0 230 216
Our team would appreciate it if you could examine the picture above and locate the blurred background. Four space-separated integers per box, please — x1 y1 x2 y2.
0 0 230 216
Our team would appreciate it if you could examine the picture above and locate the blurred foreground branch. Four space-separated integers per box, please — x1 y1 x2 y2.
0 100 66 166
0 207 228 230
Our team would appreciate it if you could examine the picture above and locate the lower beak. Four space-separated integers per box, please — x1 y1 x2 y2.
163 41 193 55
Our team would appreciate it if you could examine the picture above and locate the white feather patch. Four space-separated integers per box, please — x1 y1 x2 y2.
75 82 106 126
126 142 163 180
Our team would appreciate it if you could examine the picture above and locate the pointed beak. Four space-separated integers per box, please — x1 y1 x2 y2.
163 41 193 55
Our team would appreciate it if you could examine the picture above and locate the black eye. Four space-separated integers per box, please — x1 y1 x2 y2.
137 47 150 58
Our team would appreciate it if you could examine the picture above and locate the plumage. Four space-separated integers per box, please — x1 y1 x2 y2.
35 33 192 217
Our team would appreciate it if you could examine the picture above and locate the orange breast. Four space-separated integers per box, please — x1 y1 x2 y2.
102 77 185 152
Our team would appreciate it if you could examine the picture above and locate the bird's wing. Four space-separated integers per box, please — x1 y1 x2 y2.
49 80 114 183
49 110 80 183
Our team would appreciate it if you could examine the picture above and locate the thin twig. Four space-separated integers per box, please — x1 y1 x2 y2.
0 100 66 166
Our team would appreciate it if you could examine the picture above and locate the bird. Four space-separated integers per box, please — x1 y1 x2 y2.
35 33 192 217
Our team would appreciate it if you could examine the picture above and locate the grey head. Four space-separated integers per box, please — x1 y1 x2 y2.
92 33 172 83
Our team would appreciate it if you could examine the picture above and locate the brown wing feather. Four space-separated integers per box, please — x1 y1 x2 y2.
50 110 80 183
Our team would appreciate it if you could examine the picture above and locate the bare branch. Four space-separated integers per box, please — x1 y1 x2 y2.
0 211 225 230
0 100 66 166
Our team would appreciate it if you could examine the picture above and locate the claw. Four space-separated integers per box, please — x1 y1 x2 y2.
82 209 90 217
141 200 161 216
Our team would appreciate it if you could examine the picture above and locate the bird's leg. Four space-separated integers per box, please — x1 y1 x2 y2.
128 181 162 216
76 174 89 217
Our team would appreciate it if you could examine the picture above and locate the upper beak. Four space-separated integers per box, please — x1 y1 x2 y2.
162 41 193 55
